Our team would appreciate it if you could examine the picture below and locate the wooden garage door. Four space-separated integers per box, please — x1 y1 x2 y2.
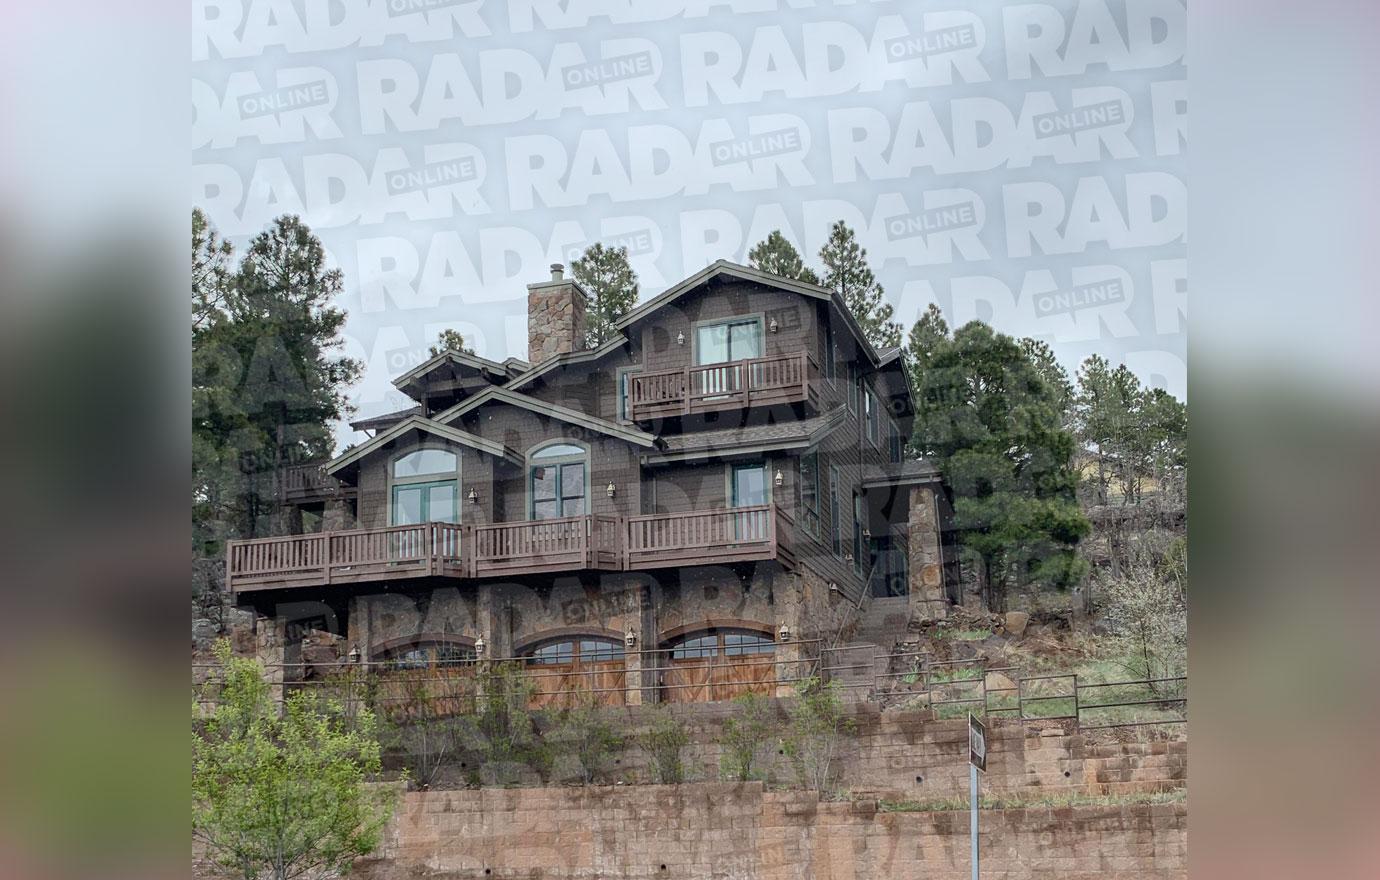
663 632 775 704
523 639 626 709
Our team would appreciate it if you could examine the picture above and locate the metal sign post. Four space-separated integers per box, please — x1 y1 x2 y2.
968 714 987 880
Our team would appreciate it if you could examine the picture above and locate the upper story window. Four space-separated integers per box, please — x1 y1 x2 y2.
847 365 859 415
391 447 458 526
695 318 762 365
824 321 837 385
829 466 842 556
865 390 880 446
888 419 904 464
798 452 820 537
529 442 587 520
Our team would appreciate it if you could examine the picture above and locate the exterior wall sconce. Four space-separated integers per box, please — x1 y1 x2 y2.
769 317 779 333
676 331 685 345
844 552 854 564
467 487 479 504
828 582 840 594
347 645 361 664
474 636 486 657
625 628 638 649
778 623 791 642
774 469 784 488
606 482 616 498
862 527 871 540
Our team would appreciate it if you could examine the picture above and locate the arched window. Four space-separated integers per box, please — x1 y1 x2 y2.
663 628 776 703
375 638 475 670
528 442 587 520
523 637 624 666
390 447 459 525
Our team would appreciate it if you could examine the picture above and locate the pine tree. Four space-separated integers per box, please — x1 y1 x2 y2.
1020 338 1074 427
904 303 950 380
572 243 639 348
429 329 474 356
818 221 901 349
192 212 362 549
747 230 820 284
912 321 1089 613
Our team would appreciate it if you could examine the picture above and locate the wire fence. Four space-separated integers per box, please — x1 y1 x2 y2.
195 642 1184 733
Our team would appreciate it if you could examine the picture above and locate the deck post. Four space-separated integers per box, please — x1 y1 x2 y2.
323 530 333 585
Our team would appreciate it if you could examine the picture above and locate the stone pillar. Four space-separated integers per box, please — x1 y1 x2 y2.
623 629 643 707
255 616 289 709
908 485 948 623
774 629 803 698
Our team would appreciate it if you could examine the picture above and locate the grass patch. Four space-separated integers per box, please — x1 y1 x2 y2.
879 788 1184 813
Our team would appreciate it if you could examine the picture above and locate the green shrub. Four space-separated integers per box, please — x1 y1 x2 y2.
718 691 777 782
547 695 625 784
460 662 548 784
640 706 690 784
781 677 854 796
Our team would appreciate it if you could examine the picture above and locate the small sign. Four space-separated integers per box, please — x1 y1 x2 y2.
968 714 987 772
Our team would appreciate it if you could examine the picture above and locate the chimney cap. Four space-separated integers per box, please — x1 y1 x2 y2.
549 263 565 281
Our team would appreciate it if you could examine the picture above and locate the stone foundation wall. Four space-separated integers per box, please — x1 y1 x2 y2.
357 783 1187 880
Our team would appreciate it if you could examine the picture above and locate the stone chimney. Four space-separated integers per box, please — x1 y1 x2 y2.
528 263 589 363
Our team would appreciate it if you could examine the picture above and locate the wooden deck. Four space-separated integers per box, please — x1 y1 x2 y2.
281 462 354 503
226 505 793 593
627 352 819 422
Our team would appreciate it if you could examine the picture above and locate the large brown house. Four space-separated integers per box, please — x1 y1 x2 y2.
226 260 954 705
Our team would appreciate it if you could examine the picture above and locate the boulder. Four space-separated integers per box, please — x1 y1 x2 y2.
1004 611 1030 636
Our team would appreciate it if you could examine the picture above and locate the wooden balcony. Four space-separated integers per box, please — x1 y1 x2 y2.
281 462 353 502
226 506 793 593
627 352 819 422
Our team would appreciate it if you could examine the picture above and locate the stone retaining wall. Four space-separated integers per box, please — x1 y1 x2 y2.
357 783 1187 880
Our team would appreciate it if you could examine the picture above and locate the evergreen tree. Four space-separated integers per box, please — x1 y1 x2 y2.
1020 338 1074 427
192 212 362 551
819 221 901 349
747 230 820 284
912 321 1089 612
904 303 950 380
429 328 474 356
572 243 639 348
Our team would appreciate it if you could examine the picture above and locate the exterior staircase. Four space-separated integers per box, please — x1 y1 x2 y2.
826 596 913 699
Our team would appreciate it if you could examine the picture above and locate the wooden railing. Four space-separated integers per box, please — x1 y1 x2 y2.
282 462 347 498
226 506 794 591
628 351 818 420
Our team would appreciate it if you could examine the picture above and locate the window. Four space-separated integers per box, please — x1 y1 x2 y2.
888 419 904 463
731 462 767 508
798 453 819 537
695 318 763 365
853 493 865 575
523 638 624 666
846 365 859 415
668 630 774 660
617 368 633 421
829 466 841 556
530 443 587 520
377 639 475 670
865 390 880 446
393 448 457 478
824 321 837 384
391 447 458 525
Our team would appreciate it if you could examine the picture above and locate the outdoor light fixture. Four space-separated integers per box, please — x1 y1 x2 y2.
774 469 784 487
347 645 361 664
467 487 479 504
778 623 791 642
474 636 486 657
676 331 685 345
769 317 779 333
844 552 854 564
606 482 616 498
625 628 638 649
829 582 840 594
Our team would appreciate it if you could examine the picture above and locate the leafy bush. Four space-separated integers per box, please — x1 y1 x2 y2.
194 641 394 880
460 662 548 784
718 691 777 782
781 677 854 796
547 695 625 784
639 706 690 784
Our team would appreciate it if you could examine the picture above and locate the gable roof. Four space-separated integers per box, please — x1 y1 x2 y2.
392 348 526 401
502 335 628 392
614 260 886 367
325 415 522 478
349 404 423 433
432 386 659 449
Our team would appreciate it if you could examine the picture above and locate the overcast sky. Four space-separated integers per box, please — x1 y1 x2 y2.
192 0 1187 446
